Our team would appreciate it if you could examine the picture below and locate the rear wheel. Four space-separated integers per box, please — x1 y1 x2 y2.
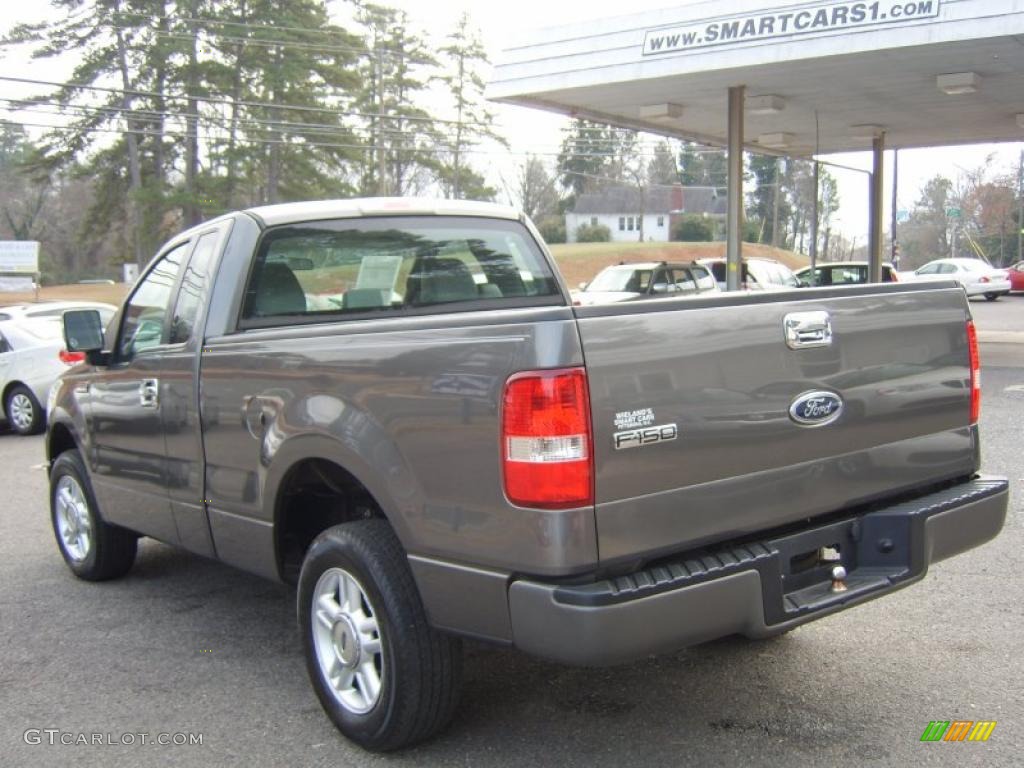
50 450 137 580
984 292 999 301
298 519 462 751
5 384 44 435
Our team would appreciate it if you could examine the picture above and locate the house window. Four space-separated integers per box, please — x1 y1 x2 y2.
618 217 625 231
627 217 634 231
657 216 664 227
591 217 598 226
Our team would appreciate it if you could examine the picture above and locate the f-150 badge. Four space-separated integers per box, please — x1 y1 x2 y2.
789 390 843 427
613 423 678 450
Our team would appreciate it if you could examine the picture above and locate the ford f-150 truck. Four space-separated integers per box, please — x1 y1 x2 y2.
47 198 1008 751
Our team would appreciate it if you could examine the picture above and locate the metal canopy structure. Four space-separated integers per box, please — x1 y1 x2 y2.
489 0 1024 285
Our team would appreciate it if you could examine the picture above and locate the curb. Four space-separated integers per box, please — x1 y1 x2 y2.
977 331 1024 344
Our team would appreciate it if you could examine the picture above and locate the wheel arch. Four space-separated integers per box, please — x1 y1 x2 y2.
47 420 81 462
2 380 27 415
269 445 402 584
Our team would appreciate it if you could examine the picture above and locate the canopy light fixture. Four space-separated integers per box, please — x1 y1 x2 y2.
757 132 794 148
638 103 684 121
937 72 980 95
850 124 884 140
746 94 785 115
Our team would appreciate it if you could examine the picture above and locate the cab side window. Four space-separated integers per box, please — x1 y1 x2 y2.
169 232 218 344
119 243 189 360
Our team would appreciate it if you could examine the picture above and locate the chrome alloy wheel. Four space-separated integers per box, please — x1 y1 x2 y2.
9 392 35 432
312 567 384 714
55 475 93 562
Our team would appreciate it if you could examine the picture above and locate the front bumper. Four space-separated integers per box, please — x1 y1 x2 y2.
508 475 1008 665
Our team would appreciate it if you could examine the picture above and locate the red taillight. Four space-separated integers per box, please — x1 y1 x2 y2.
979 276 990 284
502 367 593 509
59 349 85 365
967 320 980 424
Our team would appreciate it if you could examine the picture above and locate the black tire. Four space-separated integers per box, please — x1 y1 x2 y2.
298 519 462 752
5 384 45 435
50 449 137 581
984 292 998 301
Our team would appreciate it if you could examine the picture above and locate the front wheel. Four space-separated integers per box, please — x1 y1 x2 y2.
50 450 137 580
5 384 44 435
298 519 462 752
984 292 999 301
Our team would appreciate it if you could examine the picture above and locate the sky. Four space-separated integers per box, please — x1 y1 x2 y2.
2 0 1021 244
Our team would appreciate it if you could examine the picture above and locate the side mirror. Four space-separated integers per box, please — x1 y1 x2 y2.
578 282 587 291
63 309 105 357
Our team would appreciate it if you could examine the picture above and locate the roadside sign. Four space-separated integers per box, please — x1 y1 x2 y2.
0 240 40 273
946 207 961 219
0 275 36 293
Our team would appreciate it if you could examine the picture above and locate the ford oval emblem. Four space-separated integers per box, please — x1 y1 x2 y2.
789 390 843 427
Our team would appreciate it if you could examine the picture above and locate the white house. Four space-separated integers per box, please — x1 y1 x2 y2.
565 184 726 243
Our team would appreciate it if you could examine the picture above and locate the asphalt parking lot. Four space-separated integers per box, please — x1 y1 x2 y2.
1 296 1021 768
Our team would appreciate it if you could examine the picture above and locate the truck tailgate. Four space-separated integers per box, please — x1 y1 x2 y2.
575 283 977 564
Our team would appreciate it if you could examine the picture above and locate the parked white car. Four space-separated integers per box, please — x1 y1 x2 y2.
0 300 117 323
0 303 117 435
572 261 719 306
903 258 1011 300
698 257 801 291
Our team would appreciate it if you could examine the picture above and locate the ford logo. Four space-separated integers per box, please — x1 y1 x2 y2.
789 390 843 427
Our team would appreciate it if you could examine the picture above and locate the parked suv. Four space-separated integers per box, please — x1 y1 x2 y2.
794 261 898 286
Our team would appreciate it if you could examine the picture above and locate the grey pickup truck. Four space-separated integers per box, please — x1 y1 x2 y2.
47 198 1008 751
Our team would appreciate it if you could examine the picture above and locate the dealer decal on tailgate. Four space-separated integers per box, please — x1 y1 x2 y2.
613 408 678 450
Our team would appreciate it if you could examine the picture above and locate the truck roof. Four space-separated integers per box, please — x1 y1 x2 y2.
244 197 523 228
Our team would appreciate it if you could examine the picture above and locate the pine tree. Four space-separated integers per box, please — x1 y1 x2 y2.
354 2 441 196
436 13 504 201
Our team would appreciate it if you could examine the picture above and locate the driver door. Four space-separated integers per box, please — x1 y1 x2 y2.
86 240 192 543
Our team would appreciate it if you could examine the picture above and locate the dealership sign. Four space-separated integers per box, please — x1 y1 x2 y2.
0 240 40 274
643 1 941 55
0 276 36 293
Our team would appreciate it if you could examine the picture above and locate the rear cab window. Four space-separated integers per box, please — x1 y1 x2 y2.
240 216 562 326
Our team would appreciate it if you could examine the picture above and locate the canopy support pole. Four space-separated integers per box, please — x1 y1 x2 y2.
868 132 885 282
726 85 745 291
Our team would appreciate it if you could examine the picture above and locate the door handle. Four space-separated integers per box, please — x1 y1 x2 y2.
140 379 159 408
783 311 833 349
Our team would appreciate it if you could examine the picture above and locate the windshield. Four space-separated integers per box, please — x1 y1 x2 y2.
586 266 653 293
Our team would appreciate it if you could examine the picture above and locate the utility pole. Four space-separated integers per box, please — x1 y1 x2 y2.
376 47 387 196
891 149 898 266
809 160 819 284
771 161 780 247
1017 149 1023 264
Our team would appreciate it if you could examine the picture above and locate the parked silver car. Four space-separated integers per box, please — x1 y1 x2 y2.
0 303 117 435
